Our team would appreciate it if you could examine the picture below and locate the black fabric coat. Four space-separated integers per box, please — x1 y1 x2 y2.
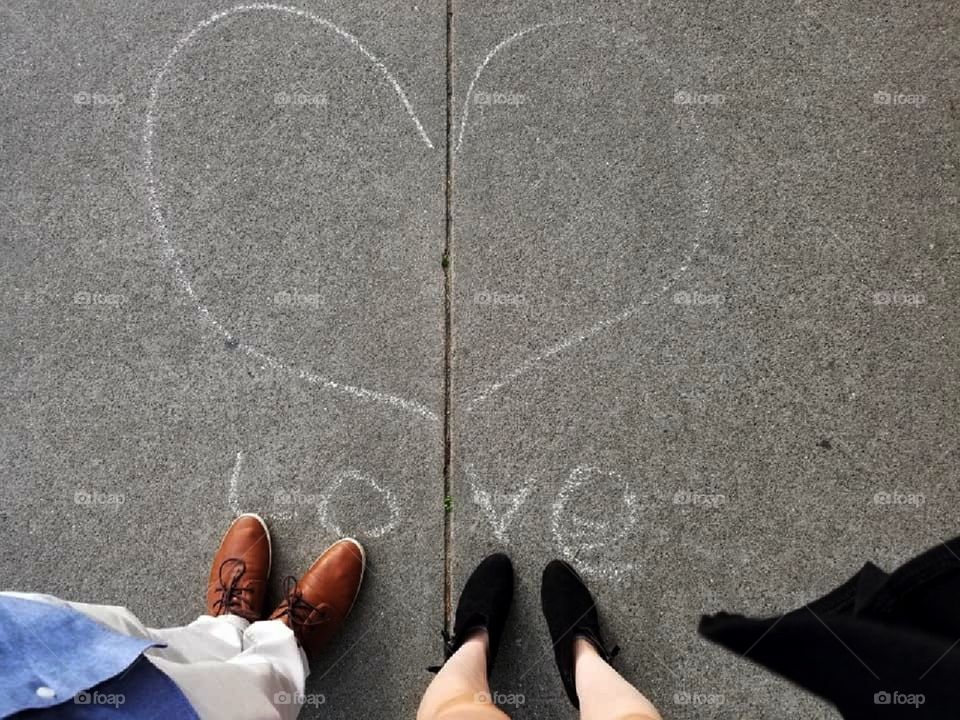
700 536 960 719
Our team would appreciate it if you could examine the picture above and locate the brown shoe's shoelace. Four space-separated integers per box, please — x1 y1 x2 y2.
211 558 258 622
277 575 332 643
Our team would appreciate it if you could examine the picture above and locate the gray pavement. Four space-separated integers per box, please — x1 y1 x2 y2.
1 2 445 718
1 1 958 719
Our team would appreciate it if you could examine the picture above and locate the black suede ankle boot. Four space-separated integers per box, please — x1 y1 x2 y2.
429 553 514 673
541 559 619 707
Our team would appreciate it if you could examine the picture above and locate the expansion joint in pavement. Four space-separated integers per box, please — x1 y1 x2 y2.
442 0 455 634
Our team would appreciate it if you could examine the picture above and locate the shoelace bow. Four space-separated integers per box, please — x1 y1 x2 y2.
278 576 332 641
212 558 257 621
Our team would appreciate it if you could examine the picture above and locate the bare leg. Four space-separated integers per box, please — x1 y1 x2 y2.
417 631 512 720
574 638 662 720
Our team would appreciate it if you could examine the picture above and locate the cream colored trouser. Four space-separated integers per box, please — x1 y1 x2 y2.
5 592 310 720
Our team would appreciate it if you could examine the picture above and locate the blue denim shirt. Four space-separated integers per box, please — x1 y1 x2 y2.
0 595 199 718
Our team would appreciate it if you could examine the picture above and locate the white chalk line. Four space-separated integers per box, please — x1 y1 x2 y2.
318 469 401 538
454 18 673 158
453 18 579 158
461 20 712 409
467 303 644 408
144 3 438 423
551 465 639 579
466 465 537 542
227 450 244 517
466 242 703 411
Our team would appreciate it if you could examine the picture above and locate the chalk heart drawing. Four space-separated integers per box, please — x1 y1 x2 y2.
154 8 715 553
552 466 642 578
317 470 401 539
145 5 713 421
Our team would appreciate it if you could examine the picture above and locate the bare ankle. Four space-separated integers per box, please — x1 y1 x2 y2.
462 628 490 655
574 635 601 662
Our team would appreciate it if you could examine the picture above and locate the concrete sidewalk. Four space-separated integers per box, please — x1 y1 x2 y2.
1 1 958 718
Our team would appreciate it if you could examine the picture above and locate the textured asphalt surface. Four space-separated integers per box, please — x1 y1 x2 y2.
1 1 958 719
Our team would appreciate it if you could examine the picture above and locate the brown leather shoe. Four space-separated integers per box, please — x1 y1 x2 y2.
269 538 366 658
205 513 272 622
